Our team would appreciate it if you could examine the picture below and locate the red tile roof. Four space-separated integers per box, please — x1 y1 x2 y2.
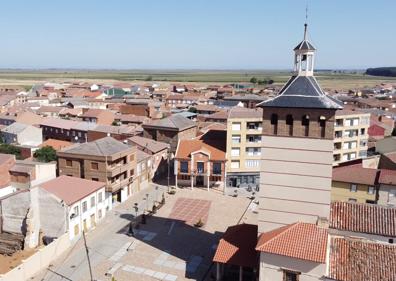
256 222 328 263
40 139 73 151
40 176 105 205
330 201 396 237
328 237 396 281
213 224 258 268
332 164 378 185
379 169 396 185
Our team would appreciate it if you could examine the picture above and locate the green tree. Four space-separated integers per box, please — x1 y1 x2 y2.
145 75 153 81
188 107 197 113
112 120 120 126
250 77 258 84
34 146 57 163
0 144 21 159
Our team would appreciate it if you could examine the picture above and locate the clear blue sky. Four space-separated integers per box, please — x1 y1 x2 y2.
0 0 394 69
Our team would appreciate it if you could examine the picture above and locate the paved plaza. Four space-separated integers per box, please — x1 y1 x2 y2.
32 186 257 281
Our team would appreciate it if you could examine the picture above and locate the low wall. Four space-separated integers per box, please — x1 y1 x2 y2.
0 233 72 281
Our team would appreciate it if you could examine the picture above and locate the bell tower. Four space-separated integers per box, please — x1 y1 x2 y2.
294 23 316 76
257 24 343 233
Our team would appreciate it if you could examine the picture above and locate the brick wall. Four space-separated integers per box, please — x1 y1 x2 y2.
262 108 336 139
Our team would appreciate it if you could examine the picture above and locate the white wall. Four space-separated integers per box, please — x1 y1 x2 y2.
0 233 72 281
67 187 110 240
259 253 325 281
18 126 43 146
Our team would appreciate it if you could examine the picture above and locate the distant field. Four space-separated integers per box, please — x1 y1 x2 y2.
0 70 395 91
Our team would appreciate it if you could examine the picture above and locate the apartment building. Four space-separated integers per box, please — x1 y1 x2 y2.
57 137 137 202
333 110 370 164
225 107 263 195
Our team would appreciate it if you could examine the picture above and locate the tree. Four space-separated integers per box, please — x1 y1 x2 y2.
268 79 274 85
112 120 120 126
145 75 153 81
250 77 258 84
188 107 197 113
0 144 21 159
34 146 57 163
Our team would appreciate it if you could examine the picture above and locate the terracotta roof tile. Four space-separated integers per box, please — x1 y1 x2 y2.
379 169 396 185
330 201 396 237
213 224 258 268
40 175 105 205
328 237 396 281
332 164 379 185
256 222 328 263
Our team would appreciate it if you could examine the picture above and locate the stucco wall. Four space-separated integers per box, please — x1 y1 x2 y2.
259 136 333 233
259 253 325 281
1 191 30 234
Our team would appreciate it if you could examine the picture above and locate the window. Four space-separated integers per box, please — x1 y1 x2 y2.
283 270 300 281
245 160 260 167
247 135 261 143
73 206 79 216
66 160 72 167
231 148 240 157
232 135 241 144
92 178 99 181
197 162 204 173
213 162 222 175
98 209 102 219
348 198 357 202
180 161 188 173
350 184 357 192
247 122 261 130
302 115 309 136
231 161 240 169
90 196 95 208
82 201 87 213
246 147 261 156
368 186 375 195
231 122 241 131
98 192 103 203
271 114 278 134
91 162 99 170
389 239 394 244
286 114 293 136
360 128 366 135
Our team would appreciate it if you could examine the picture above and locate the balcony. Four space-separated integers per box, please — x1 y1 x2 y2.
106 177 131 193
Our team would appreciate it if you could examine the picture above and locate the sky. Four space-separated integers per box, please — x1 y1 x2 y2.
0 0 394 70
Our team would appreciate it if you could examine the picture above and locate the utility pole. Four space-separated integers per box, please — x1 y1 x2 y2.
83 231 94 281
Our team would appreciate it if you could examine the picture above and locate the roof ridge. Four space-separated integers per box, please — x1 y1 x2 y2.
262 222 299 247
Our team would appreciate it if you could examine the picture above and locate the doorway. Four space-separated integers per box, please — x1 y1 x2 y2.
196 176 204 186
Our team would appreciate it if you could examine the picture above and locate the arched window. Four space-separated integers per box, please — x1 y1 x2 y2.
286 114 293 136
270 114 278 135
319 116 326 138
302 115 310 137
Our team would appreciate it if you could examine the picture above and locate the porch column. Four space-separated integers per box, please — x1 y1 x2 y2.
191 155 194 190
207 162 210 191
216 263 221 281
174 160 178 188
239 266 243 281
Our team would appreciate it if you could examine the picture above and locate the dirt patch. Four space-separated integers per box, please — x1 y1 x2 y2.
0 249 37 274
